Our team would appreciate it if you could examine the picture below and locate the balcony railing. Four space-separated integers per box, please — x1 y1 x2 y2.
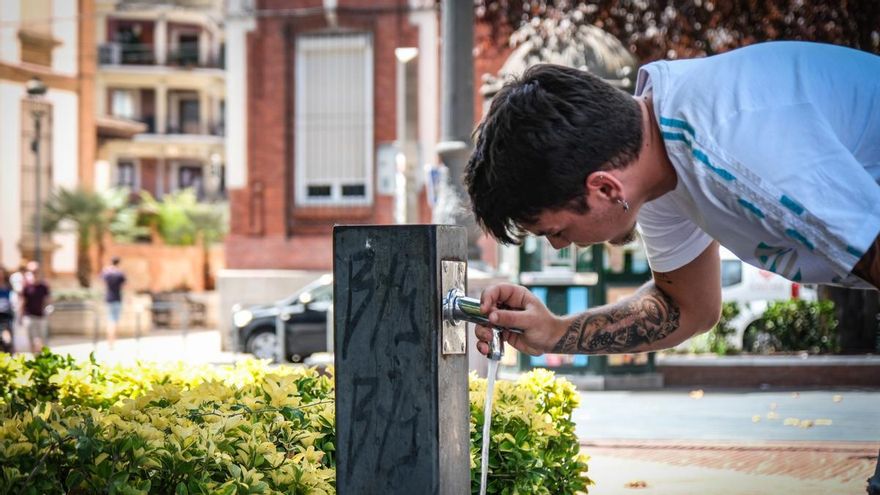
100 42 223 69
99 42 156 65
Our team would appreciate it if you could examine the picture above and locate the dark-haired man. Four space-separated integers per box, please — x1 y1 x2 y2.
466 41 880 358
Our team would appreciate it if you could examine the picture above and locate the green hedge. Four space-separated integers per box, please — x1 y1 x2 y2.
748 299 838 354
0 351 591 494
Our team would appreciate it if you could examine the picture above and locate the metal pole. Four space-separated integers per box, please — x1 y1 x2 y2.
32 111 43 266
275 302 286 364
181 299 190 352
438 0 481 260
135 309 141 359
92 303 99 350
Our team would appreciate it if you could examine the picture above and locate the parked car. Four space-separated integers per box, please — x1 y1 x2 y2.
719 247 816 351
232 274 333 361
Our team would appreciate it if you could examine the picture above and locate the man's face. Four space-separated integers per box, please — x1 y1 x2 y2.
524 203 638 250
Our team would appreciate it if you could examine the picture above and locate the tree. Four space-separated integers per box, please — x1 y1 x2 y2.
475 0 880 63
41 188 127 287
138 189 228 290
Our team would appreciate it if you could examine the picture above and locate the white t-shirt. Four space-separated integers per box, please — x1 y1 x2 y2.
635 42 880 288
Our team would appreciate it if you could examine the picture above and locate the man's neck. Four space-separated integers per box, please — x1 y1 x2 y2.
617 96 677 206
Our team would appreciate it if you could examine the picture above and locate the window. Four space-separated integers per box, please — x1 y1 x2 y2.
721 259 743 288
295 33 373 205
116 160 137 188
177 163 204 197
175 33 199 66
542 240 576 270
111 89 136 119
179 99 200 134
301 283 333 305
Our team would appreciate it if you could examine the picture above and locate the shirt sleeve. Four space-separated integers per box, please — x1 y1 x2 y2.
637 195 714 273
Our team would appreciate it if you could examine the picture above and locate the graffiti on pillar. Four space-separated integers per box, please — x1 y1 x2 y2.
338 241 430 489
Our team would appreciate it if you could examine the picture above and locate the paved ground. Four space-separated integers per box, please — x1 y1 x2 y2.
567 386 880 494
583 440 876 494
574 389 880 442
47 328 248 364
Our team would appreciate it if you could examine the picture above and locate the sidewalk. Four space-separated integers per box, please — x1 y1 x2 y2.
47 328 250 365
584 440 876 494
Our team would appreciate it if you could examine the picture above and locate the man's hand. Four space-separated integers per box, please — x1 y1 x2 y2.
474 283 566 356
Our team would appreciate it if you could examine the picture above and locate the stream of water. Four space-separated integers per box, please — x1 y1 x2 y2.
479 359 499 495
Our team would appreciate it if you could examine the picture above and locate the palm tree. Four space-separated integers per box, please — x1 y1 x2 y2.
185 202 227 290
42 188 124 287
138 189 227 289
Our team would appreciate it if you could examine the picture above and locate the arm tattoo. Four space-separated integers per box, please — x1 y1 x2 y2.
551 283 681 354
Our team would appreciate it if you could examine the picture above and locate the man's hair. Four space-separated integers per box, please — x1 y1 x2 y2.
465 63 643 244
111 256 121 266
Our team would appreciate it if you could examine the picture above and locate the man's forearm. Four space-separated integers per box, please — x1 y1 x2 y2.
551 282 682 354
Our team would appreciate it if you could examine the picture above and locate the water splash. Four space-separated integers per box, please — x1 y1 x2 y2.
479 359 499 495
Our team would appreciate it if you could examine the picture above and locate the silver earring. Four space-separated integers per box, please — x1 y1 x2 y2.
618 199 630 212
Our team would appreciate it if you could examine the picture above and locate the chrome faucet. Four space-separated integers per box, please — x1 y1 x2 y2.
442 289 523 361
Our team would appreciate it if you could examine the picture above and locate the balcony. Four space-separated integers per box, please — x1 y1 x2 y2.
99 42 223 69
99 42 156 65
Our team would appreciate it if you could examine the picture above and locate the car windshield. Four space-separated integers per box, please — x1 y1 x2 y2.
276 275 333 307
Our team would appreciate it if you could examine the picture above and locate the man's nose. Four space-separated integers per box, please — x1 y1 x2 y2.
548 237 570 250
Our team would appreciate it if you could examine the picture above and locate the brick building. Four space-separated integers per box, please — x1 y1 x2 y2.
224 0 449 271
219 0 473 342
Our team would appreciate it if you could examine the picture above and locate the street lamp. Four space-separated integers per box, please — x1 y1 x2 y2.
394 47 418 224
26 77 47 267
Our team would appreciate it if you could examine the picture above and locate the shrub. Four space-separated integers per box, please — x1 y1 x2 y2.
750 299 838 354
470 368 593 494
1 351 590 494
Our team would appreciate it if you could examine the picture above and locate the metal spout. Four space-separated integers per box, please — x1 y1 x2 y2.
442 289 522 360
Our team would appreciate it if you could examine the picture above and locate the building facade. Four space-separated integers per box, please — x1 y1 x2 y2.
94 0 226 201
0 0 91 274
224 0 441 272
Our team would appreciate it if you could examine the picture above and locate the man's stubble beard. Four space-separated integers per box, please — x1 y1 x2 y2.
608 225 638 246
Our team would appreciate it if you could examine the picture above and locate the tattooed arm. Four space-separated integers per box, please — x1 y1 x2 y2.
475 242 722 356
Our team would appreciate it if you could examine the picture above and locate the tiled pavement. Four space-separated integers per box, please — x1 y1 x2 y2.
583 439 878 495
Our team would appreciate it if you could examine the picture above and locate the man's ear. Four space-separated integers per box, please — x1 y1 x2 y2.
585 172 623 201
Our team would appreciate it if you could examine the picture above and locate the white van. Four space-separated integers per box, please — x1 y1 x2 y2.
676 247 816 352
719 247 816 350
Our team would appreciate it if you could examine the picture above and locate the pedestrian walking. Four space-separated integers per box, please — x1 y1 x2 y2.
20 263 51 353
101 256 126 349
0 267 13 353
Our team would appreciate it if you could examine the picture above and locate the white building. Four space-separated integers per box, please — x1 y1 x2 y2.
94 0 226 201
0 0 85 274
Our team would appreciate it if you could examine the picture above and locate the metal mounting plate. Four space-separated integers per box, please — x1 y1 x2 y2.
440 260 467 355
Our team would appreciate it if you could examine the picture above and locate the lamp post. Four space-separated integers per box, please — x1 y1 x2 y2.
394 47 418 224
26 77 47 267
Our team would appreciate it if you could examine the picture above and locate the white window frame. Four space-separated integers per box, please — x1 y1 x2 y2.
111 88 139 120
169 160 205 193
294 33 374 206
114 158 141 190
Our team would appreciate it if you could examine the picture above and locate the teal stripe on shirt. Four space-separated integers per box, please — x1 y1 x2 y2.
780 195 805 215
659 117 696 138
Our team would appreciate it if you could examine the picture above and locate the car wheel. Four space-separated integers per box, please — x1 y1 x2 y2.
742 321 780 354
246 329 278 360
